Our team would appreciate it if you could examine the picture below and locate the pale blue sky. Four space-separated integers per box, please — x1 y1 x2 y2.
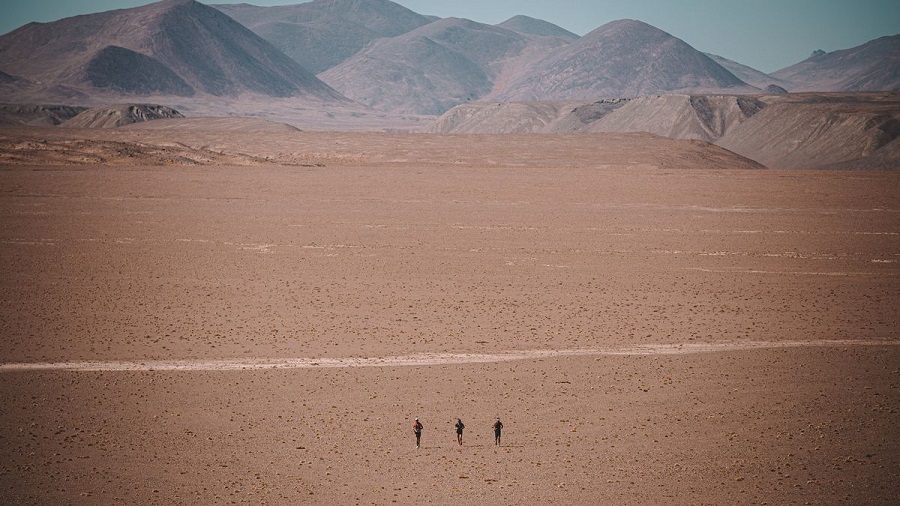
1 0 897 73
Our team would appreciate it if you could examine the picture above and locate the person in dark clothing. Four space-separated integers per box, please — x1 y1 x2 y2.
493 417 504 446
455 418 465 446
413 417 423 449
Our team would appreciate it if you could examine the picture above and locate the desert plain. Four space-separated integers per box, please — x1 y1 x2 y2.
0 122 898 504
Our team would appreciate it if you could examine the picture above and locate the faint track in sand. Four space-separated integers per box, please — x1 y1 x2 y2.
1 339 896 372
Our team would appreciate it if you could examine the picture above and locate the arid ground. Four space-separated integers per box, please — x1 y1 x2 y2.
1 123 898 504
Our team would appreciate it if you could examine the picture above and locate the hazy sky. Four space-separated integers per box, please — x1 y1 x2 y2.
1 0 897 72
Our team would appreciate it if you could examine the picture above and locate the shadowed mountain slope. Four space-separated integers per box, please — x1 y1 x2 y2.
0 70 23 85
772 35 900 92
0 0 345 101
84 45 195 97
213 0 433 73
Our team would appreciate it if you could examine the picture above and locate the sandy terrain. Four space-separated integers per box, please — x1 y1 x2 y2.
0 123 898 504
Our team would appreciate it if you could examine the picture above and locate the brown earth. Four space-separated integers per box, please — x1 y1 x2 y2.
0 123 898 504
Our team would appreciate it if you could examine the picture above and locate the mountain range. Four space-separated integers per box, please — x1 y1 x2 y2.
319 16 572 114
0 0 344 103
0 0 897 117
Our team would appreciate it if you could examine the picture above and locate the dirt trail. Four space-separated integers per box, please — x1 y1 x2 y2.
2 339 894 372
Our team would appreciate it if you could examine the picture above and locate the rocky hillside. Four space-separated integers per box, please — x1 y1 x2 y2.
428 92 900 170
61 104 184 128
427 99 627 134
716 92 900 170
584 94 765 142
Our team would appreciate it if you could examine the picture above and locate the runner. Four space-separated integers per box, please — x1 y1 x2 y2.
413 417 423 449
493 417 504 446
455 418 465 446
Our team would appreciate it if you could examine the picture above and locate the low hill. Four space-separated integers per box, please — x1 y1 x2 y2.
61 104 184 128
0 104 87 126
585 94 766 142
427 99 626 134
428 92 900 170
428 95 763 141
716 93 900 170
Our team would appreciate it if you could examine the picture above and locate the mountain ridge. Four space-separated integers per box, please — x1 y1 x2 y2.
496 15 579 39
494 19 756 102
772 34 900 92
212 0 433 73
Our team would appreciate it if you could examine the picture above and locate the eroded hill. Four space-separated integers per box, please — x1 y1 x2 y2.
429 92 900 170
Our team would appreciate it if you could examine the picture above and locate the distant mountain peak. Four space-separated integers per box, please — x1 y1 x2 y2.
497 15 578 39
147 0 203 14
496 18 751 102
774 35 900 92
587 18 672 39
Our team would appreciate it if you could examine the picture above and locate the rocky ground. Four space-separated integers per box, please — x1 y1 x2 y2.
0 123 897 504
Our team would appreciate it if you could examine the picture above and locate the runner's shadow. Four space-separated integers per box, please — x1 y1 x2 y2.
411 443 526 450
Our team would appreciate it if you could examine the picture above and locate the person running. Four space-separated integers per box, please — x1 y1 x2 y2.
413 417 423 449
455 418 465 446
493 417 504 446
